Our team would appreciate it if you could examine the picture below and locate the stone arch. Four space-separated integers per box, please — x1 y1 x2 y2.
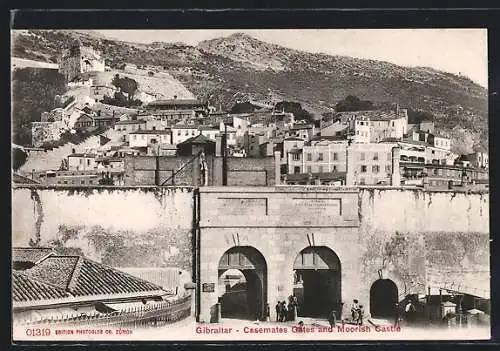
292 246 342 318
370 278 398 318
217 246 267 321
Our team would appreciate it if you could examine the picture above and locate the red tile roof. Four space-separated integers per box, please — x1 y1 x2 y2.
12 271 70 302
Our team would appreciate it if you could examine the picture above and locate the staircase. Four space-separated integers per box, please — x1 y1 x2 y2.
20 134 102 172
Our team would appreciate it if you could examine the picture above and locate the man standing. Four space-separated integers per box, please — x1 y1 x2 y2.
275 301 281 322
404 299 416 325
350 299 360 321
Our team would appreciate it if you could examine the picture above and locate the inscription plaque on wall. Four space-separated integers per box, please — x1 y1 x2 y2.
202 283 215 292
291 198 342 216
217 197 268 216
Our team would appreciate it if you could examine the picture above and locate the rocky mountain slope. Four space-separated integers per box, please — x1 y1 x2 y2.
11 30 488 154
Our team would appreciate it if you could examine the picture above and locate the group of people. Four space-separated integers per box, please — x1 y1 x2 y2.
275 295 299 322
350 299 365 325
393 299 418 326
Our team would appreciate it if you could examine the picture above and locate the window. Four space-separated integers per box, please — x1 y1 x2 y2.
307 153 312 161
294 166 300 174
373 153 379 160
360 152 365 161
79 159 83 164
333 152 338 161
385 165 391 173
192 130 195 135
318 153 324 161
333 165 337 171
387 152 392 161
318 165 323 173
177 131 181 136
152 126 156 130
81 180 85 184
89 180 93 184
87 159 90 166
63 181 68 184
434 169 439 175
185 131 189 136
307 166 312 173
141 135 145 140
372 165 380 173
361 165 367 173
359 178 366 185
292 153 300 161
133 135 137 140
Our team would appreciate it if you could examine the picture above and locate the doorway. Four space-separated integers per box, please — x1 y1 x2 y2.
218 246 267 320
370 279 398 318
293 246 341 319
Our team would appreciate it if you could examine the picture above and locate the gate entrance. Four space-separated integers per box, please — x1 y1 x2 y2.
370 279 398 318
293 246 341 319
218 246 267 321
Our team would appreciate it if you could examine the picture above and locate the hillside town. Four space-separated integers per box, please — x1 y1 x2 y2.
13 41 488 191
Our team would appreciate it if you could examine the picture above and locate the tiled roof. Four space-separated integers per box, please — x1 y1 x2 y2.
12 271 70 302
12 248 54 264
337 109 402 121
12 173 40 185
171 125 199 129
129 129 172 135
198 125 219 131
115 120 146 125
22 255 164 297
70 258 162 296
23 256 80 290
147 99 205 107
67 153 97 158
179 134 215 145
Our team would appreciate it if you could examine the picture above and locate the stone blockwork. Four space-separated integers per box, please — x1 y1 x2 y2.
11 185 489 322
12 186 194 273
197 186 489 323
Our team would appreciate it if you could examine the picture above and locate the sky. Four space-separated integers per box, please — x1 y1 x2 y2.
92 29 488 88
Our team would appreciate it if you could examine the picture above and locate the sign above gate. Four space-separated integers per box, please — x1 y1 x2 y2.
199 187 359 228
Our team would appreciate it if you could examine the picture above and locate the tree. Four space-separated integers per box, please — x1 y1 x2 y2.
407 109 434 124
230 102 256 114
12 68 67 146
12 148 28 171
335 95 374 112
275 101 313 122
111 74 139 104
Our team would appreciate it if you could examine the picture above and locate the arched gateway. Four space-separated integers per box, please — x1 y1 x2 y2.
218 246 267 321
293 246 341 318
370 279 398 318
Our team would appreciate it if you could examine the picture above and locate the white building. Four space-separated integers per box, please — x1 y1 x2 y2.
67 153 97 171
170 125 200 145
198 126 220 141
300 137 348 174
129 130 173 148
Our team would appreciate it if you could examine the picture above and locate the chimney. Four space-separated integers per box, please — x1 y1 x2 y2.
391 146 401 186
274 151 281 185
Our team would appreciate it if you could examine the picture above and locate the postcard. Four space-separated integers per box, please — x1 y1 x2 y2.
11 27 490 342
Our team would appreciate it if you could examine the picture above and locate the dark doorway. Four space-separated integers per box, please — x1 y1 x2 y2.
293 246 341 319
370 279 398 318
218 246 267 321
